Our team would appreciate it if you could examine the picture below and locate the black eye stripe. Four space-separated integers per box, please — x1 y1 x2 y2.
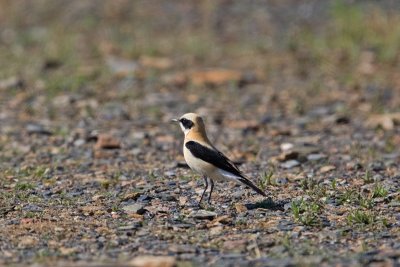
180 118 194 129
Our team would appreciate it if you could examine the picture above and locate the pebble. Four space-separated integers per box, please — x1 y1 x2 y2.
281 160 300 169
164 170 176 177
373 174 383 182
307 153 327 161
189 210 217 220
369 161 385 172
73 139 85 147
122 204 146 215
276 177 289 185
118 222 142 231
346 162 363 170
280 143 294 151
23 204 42 212
137 195 152 203
26 123 52 135
94 134 121 149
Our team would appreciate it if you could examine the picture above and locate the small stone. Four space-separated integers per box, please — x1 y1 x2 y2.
388 201 400 207
281 160 300 169
159 193 177 202
23 204 42 212
232 191 245 199
369 161 385 172
277 151 299 161
277 220 295 231
335 115 350 124
73 139 85 147
54 227 65 232
137 194 152 202
280 143 294 151
95 134 121 149
118 222 142 231
122 204 146 215
26 123 52 135
346 162 363 170
307 153 327 161
373 174 383 182
189 210 217 220
276 177 288 185
129 256 176 267
164 170 176 177
319 165 336 174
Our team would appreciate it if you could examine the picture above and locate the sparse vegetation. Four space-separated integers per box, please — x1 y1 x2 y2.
372 183 388 198
347 209 376 225
291 198 322 226
259 169 275 190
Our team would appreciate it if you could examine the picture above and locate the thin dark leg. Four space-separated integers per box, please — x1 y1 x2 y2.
208 179 214 204
198 175 208 206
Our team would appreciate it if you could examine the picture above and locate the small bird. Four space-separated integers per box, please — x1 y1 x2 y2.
172 113 266 206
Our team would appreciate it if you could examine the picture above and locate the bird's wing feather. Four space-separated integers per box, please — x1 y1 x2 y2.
185 141 266 197
185 141 243 177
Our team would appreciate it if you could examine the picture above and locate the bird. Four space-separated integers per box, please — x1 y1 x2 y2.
172 113 266 206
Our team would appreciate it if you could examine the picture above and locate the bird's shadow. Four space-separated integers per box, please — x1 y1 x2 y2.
244 197 289 211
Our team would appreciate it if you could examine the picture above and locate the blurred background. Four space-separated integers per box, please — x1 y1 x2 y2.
1 0 400 176
1 0 400 164
1 0 400 119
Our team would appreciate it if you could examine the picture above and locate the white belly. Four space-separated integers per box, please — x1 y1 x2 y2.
183 146 237 182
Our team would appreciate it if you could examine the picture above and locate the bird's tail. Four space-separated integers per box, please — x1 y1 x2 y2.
238 176 267 197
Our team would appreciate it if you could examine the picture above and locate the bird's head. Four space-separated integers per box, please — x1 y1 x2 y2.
172 113 205 136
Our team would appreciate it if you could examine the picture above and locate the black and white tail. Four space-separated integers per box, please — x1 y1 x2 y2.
237 176 267 197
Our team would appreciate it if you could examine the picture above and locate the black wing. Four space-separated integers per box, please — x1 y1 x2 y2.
185 141 243 177
185 141 267 197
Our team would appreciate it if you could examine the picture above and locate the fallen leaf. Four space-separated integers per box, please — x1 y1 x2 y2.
319 165 336 173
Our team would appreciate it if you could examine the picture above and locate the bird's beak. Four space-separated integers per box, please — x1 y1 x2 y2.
171 118 179 123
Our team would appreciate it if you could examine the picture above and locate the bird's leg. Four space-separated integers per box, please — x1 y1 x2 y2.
198 175 208 207
208 178 214 204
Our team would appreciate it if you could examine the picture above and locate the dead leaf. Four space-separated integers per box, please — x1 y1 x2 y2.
319 165 336 174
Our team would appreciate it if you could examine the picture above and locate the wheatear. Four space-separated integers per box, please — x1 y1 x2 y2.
173 113 266 206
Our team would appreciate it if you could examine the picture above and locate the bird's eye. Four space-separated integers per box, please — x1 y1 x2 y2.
179 118 194 129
